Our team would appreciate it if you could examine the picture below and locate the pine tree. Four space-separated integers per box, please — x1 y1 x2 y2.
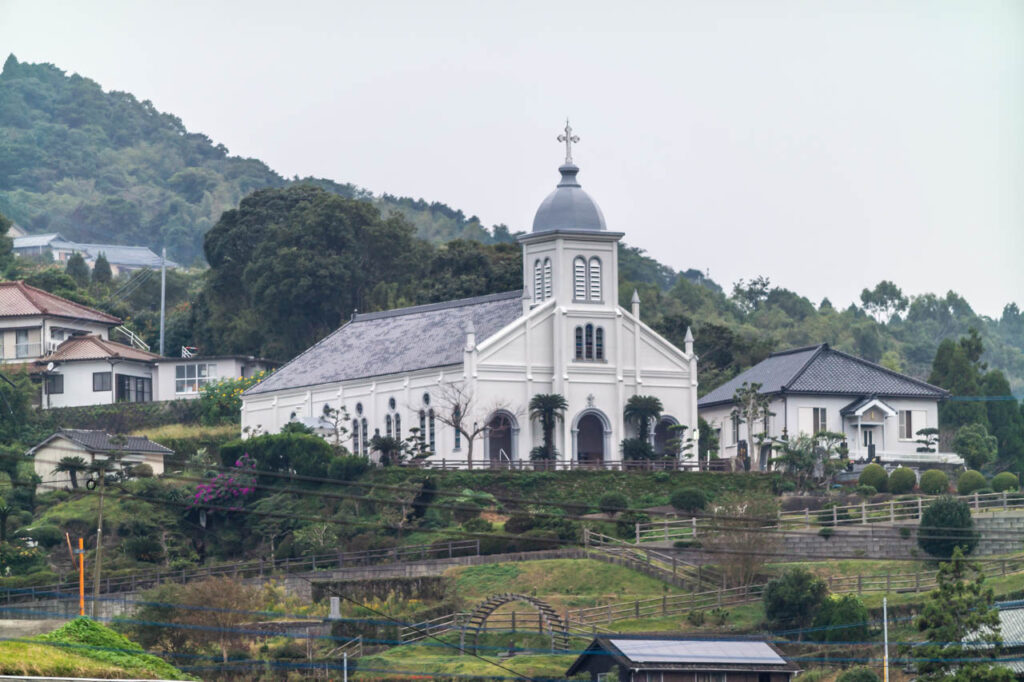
65 252 91 288
92 252 112 284
929 336 989 430
913 548 1013 681
981 370 1024 468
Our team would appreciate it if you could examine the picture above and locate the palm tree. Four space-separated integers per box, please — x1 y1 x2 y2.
624 395 663 443
371 435 405 467
528 393 568 459
55 455 88 489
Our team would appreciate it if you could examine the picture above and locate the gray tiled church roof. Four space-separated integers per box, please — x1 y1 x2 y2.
698 344 948 408
246 291 524 395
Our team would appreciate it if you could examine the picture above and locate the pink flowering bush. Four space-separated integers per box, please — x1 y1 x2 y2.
192 453 256 510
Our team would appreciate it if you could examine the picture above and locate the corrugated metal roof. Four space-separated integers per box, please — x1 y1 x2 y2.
42 335 161 363
0 281 121 324
12 233 65 249
608 639 787 665
69 242 178 268
246 291 523 395
698 344 947 408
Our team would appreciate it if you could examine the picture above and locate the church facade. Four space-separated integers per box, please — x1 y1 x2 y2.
241 131 700 466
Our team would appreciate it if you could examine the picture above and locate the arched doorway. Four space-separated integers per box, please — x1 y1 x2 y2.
573 409 610 466
653 416 679 457
484 411 517 467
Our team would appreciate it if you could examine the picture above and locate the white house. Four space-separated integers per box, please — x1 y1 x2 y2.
11 233 177 275
242 132 700 467
28 429 173 492
698 344 960 470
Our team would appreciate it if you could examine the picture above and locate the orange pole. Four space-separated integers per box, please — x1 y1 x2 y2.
78 537 85 617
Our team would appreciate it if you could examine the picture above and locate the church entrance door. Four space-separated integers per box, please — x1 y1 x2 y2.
653 417 678 457
487 413 514 468
577 414 605 466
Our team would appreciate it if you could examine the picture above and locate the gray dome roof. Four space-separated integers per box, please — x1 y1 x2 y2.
532 164 607 233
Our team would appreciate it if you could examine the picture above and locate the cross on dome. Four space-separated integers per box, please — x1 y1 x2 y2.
557 119 580 165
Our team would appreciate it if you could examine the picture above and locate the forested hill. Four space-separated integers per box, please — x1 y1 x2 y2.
0 56 509 265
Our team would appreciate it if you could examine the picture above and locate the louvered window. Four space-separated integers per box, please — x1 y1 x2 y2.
543 259 552 300
533 260 543 303
574 257 587 300
588 257 601 301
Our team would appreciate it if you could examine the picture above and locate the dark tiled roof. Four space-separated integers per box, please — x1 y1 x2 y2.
246 291 524 395
698 344 948 408
35 429 173 455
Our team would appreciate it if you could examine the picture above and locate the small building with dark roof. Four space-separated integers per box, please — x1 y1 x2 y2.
565 637 800 682
28 429 174 492
698 344 956 471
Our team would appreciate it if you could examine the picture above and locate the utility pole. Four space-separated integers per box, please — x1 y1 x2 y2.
883 596 889 682
91 466 106 618
159 247 166 357
77 537 85 617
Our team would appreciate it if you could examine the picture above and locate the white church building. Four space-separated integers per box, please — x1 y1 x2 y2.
241 129 700 467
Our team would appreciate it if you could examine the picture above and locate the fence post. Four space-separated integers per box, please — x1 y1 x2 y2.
448 542 453 559
890 500 895 523
833 506 838 526
635 522 640 544
692 517 698 537
973 492 980 510
861 502 867 524
662 594 667 615
917 497 923 519
476 539 481 556
663 519 669 541
1003 490 1009 510
857 575 862 594
804 508 810 529
915 572 920 592
886 573 890 592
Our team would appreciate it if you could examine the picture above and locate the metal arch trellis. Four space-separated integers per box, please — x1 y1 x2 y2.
465 593 570 654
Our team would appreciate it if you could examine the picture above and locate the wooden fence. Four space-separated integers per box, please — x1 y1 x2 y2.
632 490 1024 544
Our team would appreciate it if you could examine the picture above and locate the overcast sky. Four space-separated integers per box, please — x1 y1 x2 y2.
2 1 1021 316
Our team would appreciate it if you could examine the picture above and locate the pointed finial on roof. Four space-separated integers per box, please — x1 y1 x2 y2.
557 119 580 165
631 289 641 304
684 326 694 343
465 319 476 335
684 326 694 356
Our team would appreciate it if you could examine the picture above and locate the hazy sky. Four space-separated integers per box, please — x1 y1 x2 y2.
2 1 1021 316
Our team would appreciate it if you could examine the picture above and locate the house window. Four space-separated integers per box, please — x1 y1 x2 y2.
15 329 32 358
585 324 594 359
422 393 430 406
696 674 726 682
175 363 218 394
899 410 915 440
92 372 111 392
575 326 584 360
573 257 587 300
533 260 543 303
428 409 436 452
542 258 552 300
813 407 827 434
115 375 152 403
863 429 874 446
453 407 461 450
588 257 601 301
595 327 604 360
45 374 64 395
731 416 740 445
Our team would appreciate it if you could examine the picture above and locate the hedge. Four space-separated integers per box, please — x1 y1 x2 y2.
888 467 917 494
35 400 203 433
957 470 987 495
919 469 949 495
858 463 888 492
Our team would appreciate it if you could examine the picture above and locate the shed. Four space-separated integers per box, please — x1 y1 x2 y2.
28 429 173 492
565 637 800 682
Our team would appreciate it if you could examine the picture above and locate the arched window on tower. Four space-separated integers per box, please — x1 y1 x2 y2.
543 258 552 300
573 257 587 301
585 323 594 360
533 260 543 303
595 327 605 360
588 257 602 301
575 326 584 359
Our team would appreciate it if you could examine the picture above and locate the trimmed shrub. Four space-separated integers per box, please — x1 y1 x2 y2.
992 472 1019 492
130 463 154 478
919 496 977 558
598 492 629 516
462 517 492 533
919 469 949 495
836 668 880 682
814 594 869 642
503 514 536 534
15 524 63 548
888 467 916 494
452 500 482 523
855 485 877 498
957 470 987 495
670 487 707 513
858 463 888 492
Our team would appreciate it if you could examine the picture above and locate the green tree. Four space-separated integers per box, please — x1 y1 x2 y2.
929 333 989 430
55 455 88 489
912 548 1013 681
952 423 999 470
730 382 773 472
762 567 828 638
918 496 978 558
370 434 405 467
813 594 869 643
0 211 13 272
624 395 663 443
860 280 908 323
529 393 568 460
981 370 1024 467
91 253 112 285
0 497 12 543
916 427 940 453
65 252 91 288
836 669 880 682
